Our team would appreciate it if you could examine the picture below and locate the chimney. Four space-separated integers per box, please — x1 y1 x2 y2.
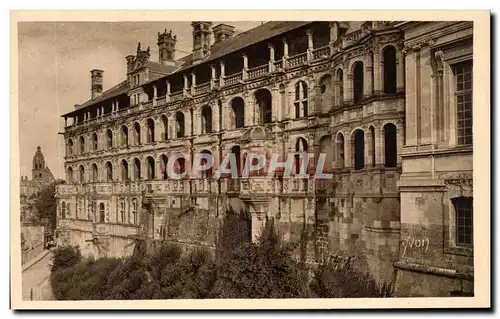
90 69 103 100
158 29 177 66
126 55 135 73
212 24 235 44
192 21 212 62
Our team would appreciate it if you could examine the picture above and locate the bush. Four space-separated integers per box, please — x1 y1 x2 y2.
50 245 82 273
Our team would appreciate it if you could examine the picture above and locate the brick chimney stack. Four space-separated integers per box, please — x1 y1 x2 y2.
192 21 212 62
158 29 177 66
213 24 235 44
90 69 103 100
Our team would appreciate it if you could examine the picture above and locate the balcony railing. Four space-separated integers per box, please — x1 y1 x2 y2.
274 60 283 71
170 90 183 102
224 72 242 86
288 52 308 68
312 46 331 60
195 82 211 95
247 64 268 80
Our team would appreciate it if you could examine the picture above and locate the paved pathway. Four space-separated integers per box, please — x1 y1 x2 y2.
22 250 53 300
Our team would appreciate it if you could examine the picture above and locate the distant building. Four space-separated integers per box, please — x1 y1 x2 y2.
20 146 55 224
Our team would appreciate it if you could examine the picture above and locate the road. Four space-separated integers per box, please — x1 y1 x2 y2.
22 250 53 300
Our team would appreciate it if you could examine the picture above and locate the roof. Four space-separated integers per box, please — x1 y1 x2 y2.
175 21 312 72
73 80 129 111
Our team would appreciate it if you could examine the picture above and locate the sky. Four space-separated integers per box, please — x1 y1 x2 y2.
18 21 262 179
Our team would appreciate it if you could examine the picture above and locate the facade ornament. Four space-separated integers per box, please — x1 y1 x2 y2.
435 50 445 75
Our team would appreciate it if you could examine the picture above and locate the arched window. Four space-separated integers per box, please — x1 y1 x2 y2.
200 150 212 178
336 133 345 169
353 61 364 103
255 89 272 124
147 118 155 143
336 69 344 106
201 105 212 134
173 158 186 178
294 81 308 118
133 158 141 180
318 75 332 114
352 129 365 170
119 199 126 223
161 115 168 140
79 136 85 154
384 123 397 168
295 137 308 174
369 126 376 167
121 160 129 181
146 156 155 180
160 155 168 180
79 165 85 183
121 126 128 147
91 163 98 182
92 133 98 151
231 97 245 129
68 139 73 156
176 112 185 138
67 167 73 183
319 135 333 173
61 202 66 219
106 129 113 149
383 46 397 94
99 203 105 223
230 145 242 177
106 162 113 182
134 122 141 145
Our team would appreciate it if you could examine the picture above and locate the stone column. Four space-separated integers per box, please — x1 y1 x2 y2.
154 117 161 142
268 43 275 72
373 49 382 95
396 122 404 165
219 61 225 87
210 64 216 89
396 48 405 93
282 39 289 68
306 29 314 61
271 87 279 122
365 128 374 167
344 73 352 103
242 54 248 80
213 102 220 132
375 124 385 166
329 22 338 43
153 85 158 106
191 72 196 96
183 74 189 96
365 55 374 98
344 138 352 168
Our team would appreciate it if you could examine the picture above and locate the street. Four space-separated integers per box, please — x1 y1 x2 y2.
22 250 53 300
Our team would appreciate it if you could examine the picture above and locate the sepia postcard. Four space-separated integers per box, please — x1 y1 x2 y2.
10 10 491 310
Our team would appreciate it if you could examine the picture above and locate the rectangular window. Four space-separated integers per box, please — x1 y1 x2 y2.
454 61 473 146
452 197 473 246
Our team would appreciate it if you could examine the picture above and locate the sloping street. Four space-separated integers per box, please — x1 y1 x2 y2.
22 250 53 300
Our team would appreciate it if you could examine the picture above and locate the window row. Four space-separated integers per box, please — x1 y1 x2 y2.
59 200 139 226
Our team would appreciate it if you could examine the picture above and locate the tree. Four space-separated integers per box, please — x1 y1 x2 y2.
33 179 65 229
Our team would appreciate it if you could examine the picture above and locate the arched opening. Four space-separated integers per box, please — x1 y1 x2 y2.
131 199 138 225
383 46 397 94
319 135 333 173
161 115 168 140
384 123 397 168
336 69 344 106
106 129 113 149
336 133 345 169
201 105 212 134
146 156 155 180
294 81 308 118
176 111 185 138
79 136 85 154
121 126 129 147
99 203 105 223
295 137 309 174
147 118 155 143
68 139 73 156
200 150 212 178
255 89 272 124
230 145 242 177
231 97 245 129
121 160 129 181
352 129 365 170
61 202 66 219
79 165 85 183
92 133 98 151
353 61 364 103
318 75 332 114
67 167 73 183
172 157 186 178
134 122 141 145
133 158 141 180
91 163 98 182
369 126 376 167
106 162 113 182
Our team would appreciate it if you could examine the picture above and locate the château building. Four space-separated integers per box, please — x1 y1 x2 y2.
55 21 473 297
